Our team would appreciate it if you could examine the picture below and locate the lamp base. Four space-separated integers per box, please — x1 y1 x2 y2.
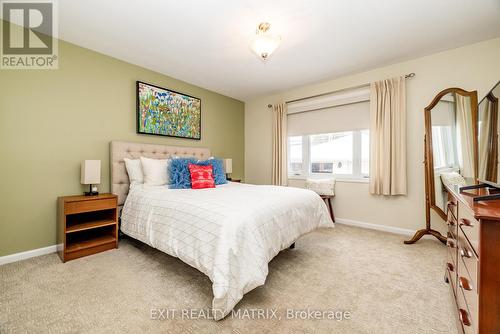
84 184 99 196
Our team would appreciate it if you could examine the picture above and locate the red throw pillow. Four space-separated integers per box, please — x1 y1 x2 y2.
188 163 215 189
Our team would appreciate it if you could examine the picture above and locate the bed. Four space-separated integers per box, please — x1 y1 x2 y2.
110 141 333 319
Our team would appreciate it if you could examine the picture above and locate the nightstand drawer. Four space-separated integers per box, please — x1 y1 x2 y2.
65 198 116 214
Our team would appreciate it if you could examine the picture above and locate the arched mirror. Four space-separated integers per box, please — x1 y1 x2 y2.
478 81 499 184
428 88 478 219
405 88 478 244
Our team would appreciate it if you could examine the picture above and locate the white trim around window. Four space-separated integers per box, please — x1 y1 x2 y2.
287 129 370 182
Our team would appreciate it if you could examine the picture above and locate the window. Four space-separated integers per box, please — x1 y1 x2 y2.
361 129 369 175
286 86 370 181
310 132 353 174
432 126 457 169
288 136 304 176
288 130 369 180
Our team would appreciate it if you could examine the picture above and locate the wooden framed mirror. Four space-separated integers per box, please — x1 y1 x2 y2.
405 88 478 244
478 82 499 184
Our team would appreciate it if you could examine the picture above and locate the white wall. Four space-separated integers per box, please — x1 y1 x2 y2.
244 38 500 233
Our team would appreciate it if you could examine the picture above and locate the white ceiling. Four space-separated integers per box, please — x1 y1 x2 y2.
59 0 500 101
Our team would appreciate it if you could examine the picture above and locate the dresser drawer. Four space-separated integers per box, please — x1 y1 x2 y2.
65 198 117 215
446 205 458 231
457 229 478 288
457 207 479 257
457 228 479 334
447 194 458 221
447 229 457 262
447 231 457 249
446 254 457 297
448 211 458 240
458 275 478 333
457 287 476 334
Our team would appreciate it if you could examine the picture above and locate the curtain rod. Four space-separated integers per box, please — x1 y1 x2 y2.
267 72 415 108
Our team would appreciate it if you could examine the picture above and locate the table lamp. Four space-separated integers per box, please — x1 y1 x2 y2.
81 160 101 196
224 158 233 180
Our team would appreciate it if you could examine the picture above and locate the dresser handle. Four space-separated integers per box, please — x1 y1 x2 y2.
459 308 471 326
446 262 454 272
460 247 472 258
447 219 456 226
459 276 472 291
446 238 456 248
460 218 474 227
447 201 456 207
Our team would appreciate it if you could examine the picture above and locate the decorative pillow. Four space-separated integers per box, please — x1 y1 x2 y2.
140 157 170 186
306 178 335 196
169 157 197 189
440 172 466 188
123 158 144 185
188 164 215 189
196 158 227 185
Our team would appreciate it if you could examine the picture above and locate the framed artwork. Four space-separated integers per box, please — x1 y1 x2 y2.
136 81 201 140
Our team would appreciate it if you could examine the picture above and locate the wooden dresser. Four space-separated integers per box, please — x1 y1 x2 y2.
445 185 500 334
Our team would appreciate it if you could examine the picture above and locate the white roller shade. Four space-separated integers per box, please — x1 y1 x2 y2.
288 101 370 136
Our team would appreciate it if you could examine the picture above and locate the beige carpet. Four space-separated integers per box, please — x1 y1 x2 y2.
0 225 457 334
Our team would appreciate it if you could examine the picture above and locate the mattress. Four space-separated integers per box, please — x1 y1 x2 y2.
120 182 333 319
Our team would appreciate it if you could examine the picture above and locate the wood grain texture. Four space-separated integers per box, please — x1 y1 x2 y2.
445 186 500 334
57 194 118 262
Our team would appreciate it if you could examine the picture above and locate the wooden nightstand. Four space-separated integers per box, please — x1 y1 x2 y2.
57 194 118 262
228 178 242 183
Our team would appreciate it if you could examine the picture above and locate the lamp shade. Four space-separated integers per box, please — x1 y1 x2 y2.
81 160 101 185
224 159 233 174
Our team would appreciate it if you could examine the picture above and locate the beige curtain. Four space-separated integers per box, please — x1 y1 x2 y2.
369 76 407 195
456 94 475 179
272 103 288 186
478 99 492 180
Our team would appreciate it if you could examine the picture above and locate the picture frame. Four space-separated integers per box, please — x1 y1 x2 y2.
136 81 202 140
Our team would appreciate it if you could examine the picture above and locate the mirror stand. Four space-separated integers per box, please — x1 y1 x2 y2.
404 87 478 245
405 135 447 245
404 207 447 244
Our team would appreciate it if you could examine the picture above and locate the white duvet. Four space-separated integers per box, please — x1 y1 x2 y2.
120 182 333 319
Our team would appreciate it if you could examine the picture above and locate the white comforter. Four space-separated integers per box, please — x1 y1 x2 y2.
121 182 333 319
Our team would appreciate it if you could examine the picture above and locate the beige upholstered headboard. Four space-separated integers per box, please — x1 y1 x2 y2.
110 141 211 206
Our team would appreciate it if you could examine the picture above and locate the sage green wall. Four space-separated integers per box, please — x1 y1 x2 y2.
0 40 244 256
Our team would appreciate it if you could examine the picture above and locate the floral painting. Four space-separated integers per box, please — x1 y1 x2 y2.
137 81 201 139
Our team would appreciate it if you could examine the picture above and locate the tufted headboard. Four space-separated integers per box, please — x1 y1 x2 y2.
110 141 211 206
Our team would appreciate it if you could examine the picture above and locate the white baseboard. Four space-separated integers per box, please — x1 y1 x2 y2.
0 244 62 266
0 219 434 266
335 218 418 236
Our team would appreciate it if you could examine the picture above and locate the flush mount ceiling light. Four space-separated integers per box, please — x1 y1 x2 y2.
250 22 281 61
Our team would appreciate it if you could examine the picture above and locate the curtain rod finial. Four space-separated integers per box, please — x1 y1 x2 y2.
267 104 273 108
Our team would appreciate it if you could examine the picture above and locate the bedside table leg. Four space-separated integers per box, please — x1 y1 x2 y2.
328 198 335 223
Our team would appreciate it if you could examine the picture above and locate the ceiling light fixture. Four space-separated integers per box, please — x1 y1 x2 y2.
250 22 281 61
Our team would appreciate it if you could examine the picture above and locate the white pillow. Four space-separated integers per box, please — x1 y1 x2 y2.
140 157 170 186
123 158 144 185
